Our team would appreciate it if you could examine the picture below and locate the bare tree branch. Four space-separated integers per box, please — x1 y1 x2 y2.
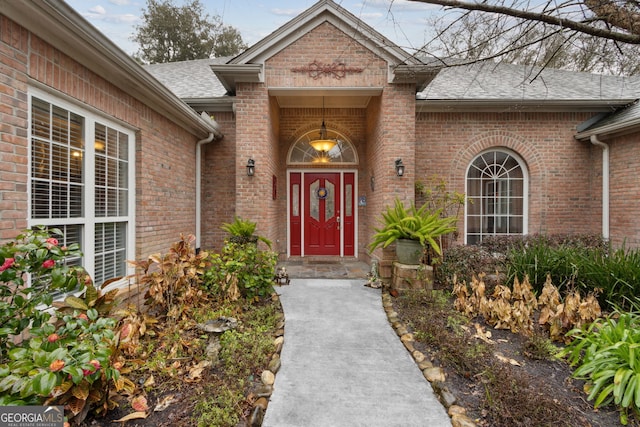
406 0 640 43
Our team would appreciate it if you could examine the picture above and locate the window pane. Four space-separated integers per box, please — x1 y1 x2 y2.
94 222 126 286
118 190 128 216
325 180 335 219
288 134 357 164
32 140 50 179
119 133 129 161
31 98 84 220
31 180 50 219
293 184 299 217
346 184 353 217
310 180 319 221
31 99 50 139
466 150 525 243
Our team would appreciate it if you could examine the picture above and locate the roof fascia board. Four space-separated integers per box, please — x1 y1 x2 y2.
575 118 640 140
0 0 217 138
209 64 263 93
184 98 235 113
416 99 636 113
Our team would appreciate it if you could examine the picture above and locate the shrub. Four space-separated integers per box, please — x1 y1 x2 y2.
204 242 277 300
0 227 88 350
437 244 504 286
0 227 130 424
129 234 209 322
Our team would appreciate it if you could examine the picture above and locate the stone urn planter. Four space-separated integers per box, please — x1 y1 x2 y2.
395 238 423 265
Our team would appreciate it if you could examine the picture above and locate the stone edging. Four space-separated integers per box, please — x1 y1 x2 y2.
381 291 477 427
247 293 285 427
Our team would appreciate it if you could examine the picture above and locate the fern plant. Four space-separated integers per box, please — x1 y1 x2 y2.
221 216 272 248
368 198 457 256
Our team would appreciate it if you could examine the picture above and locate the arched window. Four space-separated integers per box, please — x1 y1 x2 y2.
466 150 527 244
287 129 357 165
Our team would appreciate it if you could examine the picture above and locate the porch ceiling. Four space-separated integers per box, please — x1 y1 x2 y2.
269 87 382 108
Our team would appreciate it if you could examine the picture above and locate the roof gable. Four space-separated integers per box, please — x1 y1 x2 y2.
211 0 438 93
232 0 413 66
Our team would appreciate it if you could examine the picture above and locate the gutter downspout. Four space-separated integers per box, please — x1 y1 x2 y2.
196 133 215 251
590 135 609 240
195 113 224 252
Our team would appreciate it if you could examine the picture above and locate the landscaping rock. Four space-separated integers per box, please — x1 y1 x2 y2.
412 350 425 363
268 355 281 374
451 414 476 427
440 389 457 407
255 384 273 398
261 370 275 386
423 367 446 382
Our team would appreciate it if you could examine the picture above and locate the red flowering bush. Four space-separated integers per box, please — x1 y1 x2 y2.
0 227 130 423
0 226 87 347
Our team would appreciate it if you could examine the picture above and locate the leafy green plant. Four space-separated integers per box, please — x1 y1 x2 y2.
221 216 272 248
204 242 277 300
368 198 457 256
0 227 135 423
0 226 87 350
0 309 126 423
560 309 640 425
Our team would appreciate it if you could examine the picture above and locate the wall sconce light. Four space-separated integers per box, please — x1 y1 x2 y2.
395 159 405 177
246 158 255 176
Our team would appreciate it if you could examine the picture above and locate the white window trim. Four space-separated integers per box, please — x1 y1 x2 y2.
464 148 529 244
27 87 136 287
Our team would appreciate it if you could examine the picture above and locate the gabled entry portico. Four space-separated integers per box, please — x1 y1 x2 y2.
209 0 434 260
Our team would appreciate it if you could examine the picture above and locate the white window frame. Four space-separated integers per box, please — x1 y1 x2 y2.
28 87 136 288
464 148 528 244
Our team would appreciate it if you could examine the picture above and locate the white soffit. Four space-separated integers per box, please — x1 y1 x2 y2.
269 87 382 108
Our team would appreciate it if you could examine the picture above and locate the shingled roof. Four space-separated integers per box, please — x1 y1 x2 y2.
145 57 230 99
575 99 640 139
417 61 640 101
145 57 640 105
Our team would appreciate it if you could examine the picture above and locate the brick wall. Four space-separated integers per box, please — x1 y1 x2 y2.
233 82 280 250
0 16 201 258
606 131 640 248
416 111 599 244
265 22 387 88
201 111 236 251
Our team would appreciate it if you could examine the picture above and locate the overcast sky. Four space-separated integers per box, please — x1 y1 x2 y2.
64 0 442 56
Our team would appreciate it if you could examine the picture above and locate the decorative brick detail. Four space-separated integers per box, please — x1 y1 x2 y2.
291 60 363 80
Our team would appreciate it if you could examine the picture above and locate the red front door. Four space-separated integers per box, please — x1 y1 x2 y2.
304 173 340 255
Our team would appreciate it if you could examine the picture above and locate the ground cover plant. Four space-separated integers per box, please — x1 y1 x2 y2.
394 234 640 426
0 229 281 426
393 288 629 426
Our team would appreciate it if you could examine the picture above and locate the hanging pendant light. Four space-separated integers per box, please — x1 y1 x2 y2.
310 97 337 153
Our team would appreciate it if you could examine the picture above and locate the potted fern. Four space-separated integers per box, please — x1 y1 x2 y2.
221 216 272 248
368 198 457 264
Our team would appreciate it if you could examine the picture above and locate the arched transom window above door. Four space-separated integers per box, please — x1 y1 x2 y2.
288 130 358 165
466 149 528 245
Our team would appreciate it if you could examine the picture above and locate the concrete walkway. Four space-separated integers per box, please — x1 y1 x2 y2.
262 278 452 427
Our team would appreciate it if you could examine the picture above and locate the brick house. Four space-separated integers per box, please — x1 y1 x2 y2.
1 0 640 288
